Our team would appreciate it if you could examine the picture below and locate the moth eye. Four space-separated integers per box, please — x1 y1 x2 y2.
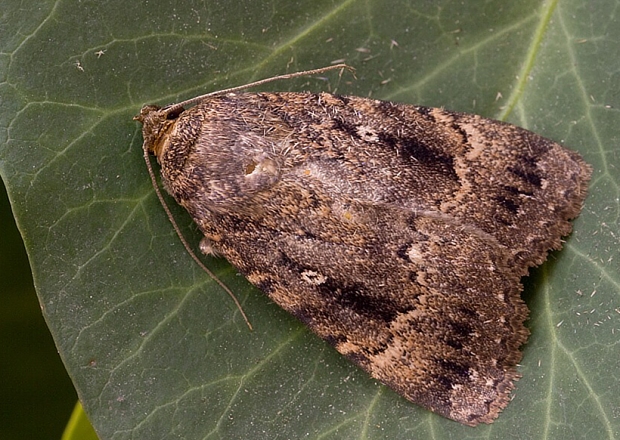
164 106 184 120
245 162 257 175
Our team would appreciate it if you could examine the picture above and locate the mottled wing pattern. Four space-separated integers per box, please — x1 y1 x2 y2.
137 92 591 426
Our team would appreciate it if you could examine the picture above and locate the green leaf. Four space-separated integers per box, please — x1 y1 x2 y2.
62 402 99 440
1 0 618 439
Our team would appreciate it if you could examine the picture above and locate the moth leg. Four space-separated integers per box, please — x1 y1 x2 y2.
199 237 220 257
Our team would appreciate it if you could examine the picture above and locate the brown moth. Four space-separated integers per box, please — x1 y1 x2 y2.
134 65 591 426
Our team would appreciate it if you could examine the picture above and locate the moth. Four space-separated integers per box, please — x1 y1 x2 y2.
134 65 591 426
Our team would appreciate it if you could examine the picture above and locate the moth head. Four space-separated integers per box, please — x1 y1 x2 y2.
134 105 184 161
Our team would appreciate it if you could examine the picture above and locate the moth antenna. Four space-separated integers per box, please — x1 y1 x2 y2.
142 145 253 331
165 63 354 115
